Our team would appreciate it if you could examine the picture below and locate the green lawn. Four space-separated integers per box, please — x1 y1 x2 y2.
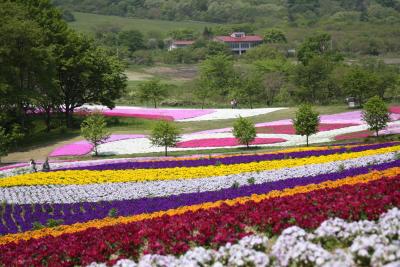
69 12 218 35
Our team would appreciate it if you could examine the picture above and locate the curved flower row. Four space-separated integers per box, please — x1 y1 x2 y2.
1 171 399 266
1 158 398 235
89 207 400 267
2 144 400 187
2 152 397 205
59 142 399 171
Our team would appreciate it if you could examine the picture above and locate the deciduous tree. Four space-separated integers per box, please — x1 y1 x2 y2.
150 121 181 156
233 116 256 148
293 104 320 146
362 96 390 137
138 79 168 108
80 112 110 156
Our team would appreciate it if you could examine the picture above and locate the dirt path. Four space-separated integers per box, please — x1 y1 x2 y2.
2 136 84 164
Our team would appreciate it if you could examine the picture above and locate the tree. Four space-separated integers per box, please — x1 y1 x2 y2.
199 54 236 96
195 79 213 109
206 41 230 56
56 32 127 127
293 105 320 146
233 116 257 148
232 73 263 109
362 96 390 137
80 112 110 156
297 33 339 65
263 29 287 43
293 57 336 104
138 79 168 108
343 67 379 105
150 121 180 156
0 127 11 163
118 30 145 53
262 72 285 106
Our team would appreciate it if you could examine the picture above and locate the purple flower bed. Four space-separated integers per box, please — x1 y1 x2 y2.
56 142 399 171
2 160 399 235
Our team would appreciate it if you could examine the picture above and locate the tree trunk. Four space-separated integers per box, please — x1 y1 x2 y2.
246 141 249 148
306 135 309 147
165 145 168 156
65 107 73 128
154 99 157 109
376 129 379 137
201 98 205 110
45 108 51 132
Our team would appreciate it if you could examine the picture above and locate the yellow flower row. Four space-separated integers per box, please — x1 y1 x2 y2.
1 167 398 246
1 145 399 187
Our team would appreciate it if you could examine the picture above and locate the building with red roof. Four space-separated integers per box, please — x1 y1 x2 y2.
214 32 263 55
168 40 195 51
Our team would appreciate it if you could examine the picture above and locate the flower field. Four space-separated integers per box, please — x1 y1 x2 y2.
78 105 285 121
0 142 400 266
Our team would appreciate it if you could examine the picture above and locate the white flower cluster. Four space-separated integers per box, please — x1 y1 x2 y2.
1 152 395 204
88 208 400 267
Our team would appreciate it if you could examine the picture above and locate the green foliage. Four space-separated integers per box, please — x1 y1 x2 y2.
119 30 145 53
150 121 181 156
247 177 255 185
293 56 337 104
263 29 287 43
108 208 118 218
0 127 11 163
362 96 390 137
138 79 168 108
199 54 235 96
297 33 342 65
343 67 379 105
233 116 256 148
81 113 110 156
293 105 320 146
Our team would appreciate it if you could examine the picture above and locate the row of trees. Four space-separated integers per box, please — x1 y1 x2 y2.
0 1 127 150
193 33 400 108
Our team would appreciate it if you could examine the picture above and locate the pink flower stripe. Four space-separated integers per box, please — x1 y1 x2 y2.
49 134 146 157
389 106 400 114
335 130 372 141
176 137 286 148
257 123 358 135
79 107 216 121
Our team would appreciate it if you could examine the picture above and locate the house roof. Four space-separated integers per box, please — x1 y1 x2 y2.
214 35 263 43
173 40 195 45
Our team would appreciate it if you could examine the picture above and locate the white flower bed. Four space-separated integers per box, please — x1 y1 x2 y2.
88 207 400 267
1 152 396 204
177 108 286 122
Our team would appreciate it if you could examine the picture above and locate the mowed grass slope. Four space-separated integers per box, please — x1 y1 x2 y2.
69 12 218 34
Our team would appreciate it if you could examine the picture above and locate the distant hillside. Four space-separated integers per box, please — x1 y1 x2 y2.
54 0 400 25
69 12 217 34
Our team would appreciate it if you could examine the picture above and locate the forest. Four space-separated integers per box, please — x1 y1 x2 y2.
53 0 400 24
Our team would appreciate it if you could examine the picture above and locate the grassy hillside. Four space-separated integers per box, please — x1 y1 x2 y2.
69 12 218 35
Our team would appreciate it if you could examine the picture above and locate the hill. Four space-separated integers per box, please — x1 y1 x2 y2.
69 12 218 35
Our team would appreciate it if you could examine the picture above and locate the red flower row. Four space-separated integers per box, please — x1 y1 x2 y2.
1 176 400 266
257 123 358 135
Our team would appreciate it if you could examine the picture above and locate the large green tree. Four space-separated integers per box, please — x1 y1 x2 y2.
56 32 127 127
343 67 379 105
199 54 236 96
293 57 336 104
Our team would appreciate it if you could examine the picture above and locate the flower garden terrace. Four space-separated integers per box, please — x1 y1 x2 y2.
0 141 400 266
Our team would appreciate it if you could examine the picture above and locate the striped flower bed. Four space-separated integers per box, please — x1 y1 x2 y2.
0 142 399 266
256 123 358 135
176 137 287 148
